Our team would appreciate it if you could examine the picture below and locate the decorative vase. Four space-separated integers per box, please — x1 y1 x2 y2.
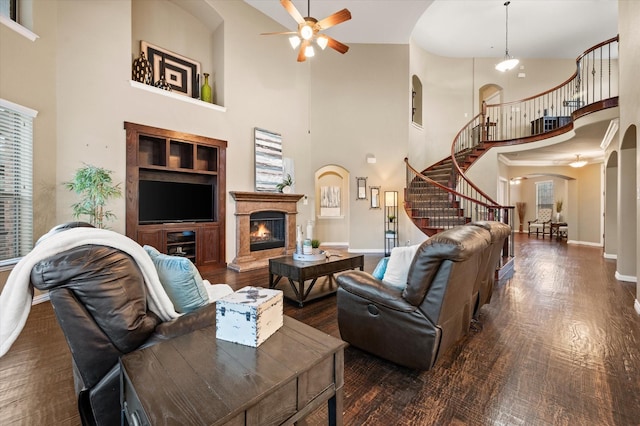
282 185 291 194
132 52 152 85
201 73 212 103
154 75 172 91
556 212 562 222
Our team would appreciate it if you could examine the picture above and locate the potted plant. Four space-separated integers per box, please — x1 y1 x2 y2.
276 174 294 193
516 202 526 232
388 214 396 223
555 199 563 222
311 239 321 249
64 164 122 228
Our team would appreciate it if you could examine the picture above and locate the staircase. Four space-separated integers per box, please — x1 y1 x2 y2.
404 36 619 266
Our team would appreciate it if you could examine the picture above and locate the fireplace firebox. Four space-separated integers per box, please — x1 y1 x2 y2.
250 211 285 251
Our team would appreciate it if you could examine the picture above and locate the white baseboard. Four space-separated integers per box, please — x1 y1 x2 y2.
32 292 50 305
615 271 638 283
567 240 603 247
635 299 640 315
603 252 617 260
348 248 386 254
320 242 349 247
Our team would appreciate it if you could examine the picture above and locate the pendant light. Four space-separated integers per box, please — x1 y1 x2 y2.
495 1 519 72
569 154 587 168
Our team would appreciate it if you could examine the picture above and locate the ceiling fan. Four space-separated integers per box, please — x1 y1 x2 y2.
261 0 352 62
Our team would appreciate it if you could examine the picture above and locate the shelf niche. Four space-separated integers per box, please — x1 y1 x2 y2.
131 0 225 107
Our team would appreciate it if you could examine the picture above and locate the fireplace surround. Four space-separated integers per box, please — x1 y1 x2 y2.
229 191 303 272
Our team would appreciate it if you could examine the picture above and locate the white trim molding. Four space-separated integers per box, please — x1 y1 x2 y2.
635 299 640 316
603 252 617 260
0 15 39 42
567 240 603 247
615 271 637 283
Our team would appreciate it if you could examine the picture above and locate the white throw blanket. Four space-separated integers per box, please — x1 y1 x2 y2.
0 227 183 357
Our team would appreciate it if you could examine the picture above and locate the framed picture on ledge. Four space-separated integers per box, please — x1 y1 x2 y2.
141 41 201 98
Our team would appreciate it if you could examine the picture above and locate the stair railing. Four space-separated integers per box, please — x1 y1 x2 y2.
405 35 619 259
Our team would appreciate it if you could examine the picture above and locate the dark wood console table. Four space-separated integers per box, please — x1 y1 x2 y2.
121 316 346 425
530 116 571 135
549 222 568 240
269 253 364 307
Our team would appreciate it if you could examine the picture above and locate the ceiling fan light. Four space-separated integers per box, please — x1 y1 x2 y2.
304 45 315 58
300 24 313 40
289 35 301 49
495 57 519 72
316 35 328 50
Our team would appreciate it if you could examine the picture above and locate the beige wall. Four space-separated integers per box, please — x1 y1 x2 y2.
618 0 640 299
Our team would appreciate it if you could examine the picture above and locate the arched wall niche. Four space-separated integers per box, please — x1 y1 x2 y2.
412 75 423 126
314 165 350 245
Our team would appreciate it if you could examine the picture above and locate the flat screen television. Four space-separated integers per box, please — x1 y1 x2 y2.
139 180 214 224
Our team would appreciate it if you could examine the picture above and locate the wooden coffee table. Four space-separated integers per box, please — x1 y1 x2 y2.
120 316 346 426
269 253 364 307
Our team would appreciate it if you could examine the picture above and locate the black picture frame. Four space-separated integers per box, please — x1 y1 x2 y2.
141 41 201 98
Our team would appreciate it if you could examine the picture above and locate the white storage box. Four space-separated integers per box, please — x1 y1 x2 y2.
216 286 284 347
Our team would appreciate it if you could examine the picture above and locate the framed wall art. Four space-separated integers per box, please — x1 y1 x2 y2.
141 41 201 98
370 186 380 208
356 177 367 200
254 128 283 192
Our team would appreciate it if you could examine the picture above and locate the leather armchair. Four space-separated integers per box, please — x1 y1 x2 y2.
336 225 491 370
466 221 512 316
29 223 220 426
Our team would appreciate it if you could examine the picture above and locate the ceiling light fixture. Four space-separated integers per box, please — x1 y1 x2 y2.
569 154 587 168
495 1 519 72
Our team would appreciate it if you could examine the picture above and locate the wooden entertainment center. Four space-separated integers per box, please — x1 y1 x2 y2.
125 122 227 271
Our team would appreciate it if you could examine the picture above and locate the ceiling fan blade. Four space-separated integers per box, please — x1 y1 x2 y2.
297 39 309 62
316 8 351 30
260 31 297 36
325 36 349 54
281 0 305 25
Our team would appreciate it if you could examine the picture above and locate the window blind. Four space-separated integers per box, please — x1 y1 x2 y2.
536 181 554 211
0 98 36 265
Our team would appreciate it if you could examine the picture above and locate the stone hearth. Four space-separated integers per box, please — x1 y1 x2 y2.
229 191 303 272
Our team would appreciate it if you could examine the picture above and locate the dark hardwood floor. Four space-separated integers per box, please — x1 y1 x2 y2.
1 233 639 425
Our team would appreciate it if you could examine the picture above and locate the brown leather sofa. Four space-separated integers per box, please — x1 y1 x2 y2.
336 224 498 370
29 223 219 426
466 221 512 317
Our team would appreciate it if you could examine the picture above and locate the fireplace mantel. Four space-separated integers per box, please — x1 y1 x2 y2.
230 191 304 204
229 191 303 272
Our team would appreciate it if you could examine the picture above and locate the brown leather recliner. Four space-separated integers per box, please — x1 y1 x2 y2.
29 223 219 426
336 225 491 370
466 221 512 316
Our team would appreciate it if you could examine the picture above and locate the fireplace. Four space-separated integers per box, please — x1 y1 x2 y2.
229 191 303 272
250 211 285 251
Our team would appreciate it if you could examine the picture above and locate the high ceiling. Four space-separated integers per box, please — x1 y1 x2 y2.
243 0 620 166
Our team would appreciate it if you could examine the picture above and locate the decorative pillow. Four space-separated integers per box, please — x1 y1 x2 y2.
143 245 209 313
372 257 390 280
382 244 420 290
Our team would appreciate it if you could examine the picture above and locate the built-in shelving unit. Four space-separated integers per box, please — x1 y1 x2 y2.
125 121 227 271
